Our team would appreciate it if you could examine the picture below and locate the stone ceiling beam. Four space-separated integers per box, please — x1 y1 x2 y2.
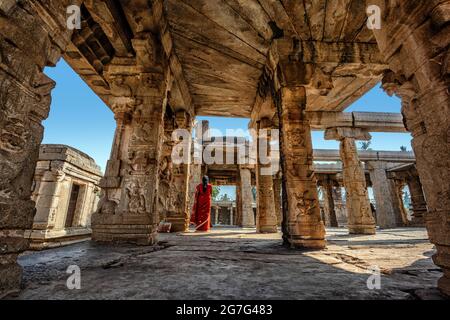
83 0 135 57
307 111 407 132
152 0 194 116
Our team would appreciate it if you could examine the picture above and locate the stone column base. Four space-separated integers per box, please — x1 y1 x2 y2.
165 217 188 233
258 225 278 233
286 237 327 250
348 225 376 235
92 225 157 245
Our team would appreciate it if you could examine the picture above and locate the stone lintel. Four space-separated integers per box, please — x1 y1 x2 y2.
324 127 372 141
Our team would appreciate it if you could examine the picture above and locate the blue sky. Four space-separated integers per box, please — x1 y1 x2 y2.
44 60 412 199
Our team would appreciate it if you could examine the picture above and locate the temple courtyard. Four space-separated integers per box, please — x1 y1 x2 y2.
13 227 443 300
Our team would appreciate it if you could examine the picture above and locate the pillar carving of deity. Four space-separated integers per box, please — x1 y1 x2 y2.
92 60 168 245
255 118 278 233
276 86 326 248
368 161 399 229
0 0 82 298
239 167 255 227
373 0 450 295
325 128 376 234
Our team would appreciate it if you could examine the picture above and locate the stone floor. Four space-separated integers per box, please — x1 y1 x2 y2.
12 227 445 300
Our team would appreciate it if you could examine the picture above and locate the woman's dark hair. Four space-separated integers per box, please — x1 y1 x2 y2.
202 176 209 192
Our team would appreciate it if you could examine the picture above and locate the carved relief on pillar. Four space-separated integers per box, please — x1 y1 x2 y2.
157 110 192 232
275 86 326 249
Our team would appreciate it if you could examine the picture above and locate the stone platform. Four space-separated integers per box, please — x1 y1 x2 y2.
12 227 445 300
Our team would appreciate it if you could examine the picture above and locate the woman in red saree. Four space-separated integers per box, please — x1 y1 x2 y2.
191 176 212 232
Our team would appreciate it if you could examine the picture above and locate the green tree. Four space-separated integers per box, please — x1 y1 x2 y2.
212 186 220 201
251 186 257 201
400 145 408 152
360 141 372 150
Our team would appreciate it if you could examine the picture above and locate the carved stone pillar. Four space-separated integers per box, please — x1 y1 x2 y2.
162 111 192 232
277 86 326 248
407 170 427 226
371 0 450 295
325 128 376 234
239 167 255 227
368 161 399 229
0 0 79 298
273 174 282 227
322 179 339 228
255 118 278 233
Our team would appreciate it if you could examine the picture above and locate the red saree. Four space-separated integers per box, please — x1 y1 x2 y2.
191 184 212 231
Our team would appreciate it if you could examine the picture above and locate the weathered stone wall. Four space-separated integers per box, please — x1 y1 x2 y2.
0 0 81 298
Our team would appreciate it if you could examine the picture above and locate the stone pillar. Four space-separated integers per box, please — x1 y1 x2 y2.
239 167 255 227
277 86 326 248
235 184 243 226
229 206 234 226
32 163 66 230
273 175 282 226
92 61 167 244
322 179 339 228
215 206 219 225
371 0 450 295
255 118 278 233
407 170 427 226
0 0 80 298
325 128 376 234
368 161 399 228
164 111 192 232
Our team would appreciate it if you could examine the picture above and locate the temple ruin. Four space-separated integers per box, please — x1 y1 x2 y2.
0 0 448 298
26 144 102 249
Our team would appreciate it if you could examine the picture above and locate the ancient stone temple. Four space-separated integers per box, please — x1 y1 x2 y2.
0 0 448 298
26 145 102 249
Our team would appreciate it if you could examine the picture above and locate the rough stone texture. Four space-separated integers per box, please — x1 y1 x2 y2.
26 145 102 249
374 0 450 296
10 227 445 300
0 0 80 298
325 128 376 235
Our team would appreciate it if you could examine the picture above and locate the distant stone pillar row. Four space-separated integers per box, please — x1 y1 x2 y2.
407 173 427 226
368 161 400 229
277 86 326 249
215 207 219 225
229 206 234 226
325 128 376 234
255 118 278 233
239 167 255 228
322 180 339 228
